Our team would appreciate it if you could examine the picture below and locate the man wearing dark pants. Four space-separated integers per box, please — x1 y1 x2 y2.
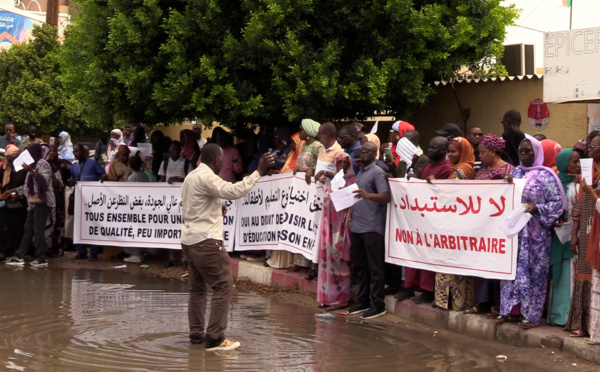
181 143 273 351
346 141 391 319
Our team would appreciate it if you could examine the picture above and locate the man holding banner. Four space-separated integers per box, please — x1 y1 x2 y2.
181 143 274 351
346 141 391 319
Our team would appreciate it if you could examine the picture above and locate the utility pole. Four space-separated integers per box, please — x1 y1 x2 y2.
45 0 59 27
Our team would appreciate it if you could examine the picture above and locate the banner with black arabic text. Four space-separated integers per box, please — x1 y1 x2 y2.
73 182 237 251
234 173 325 261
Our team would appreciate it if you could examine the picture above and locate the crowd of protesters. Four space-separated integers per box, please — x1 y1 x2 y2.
2 112 600 344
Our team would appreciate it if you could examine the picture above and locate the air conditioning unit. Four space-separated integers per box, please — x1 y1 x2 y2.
499 44 535 76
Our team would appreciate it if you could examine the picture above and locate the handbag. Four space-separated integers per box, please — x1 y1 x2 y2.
68 160 86 215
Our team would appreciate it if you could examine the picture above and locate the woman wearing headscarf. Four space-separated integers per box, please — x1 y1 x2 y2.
547 148 580 326
579 171 600 343
281 132 304 173
57 131 74 163
150 130 169 178
495 137 566 329
465 134 514 316
106 145 132 182
6 143 55 267
541 139 562 173
295 119 322 185
106 128 124 164
285 119 322 275
0 145 27 261
317 152 355 311
434 137 477 311
565 142 598 337
181 129 201 169
129 124 147 147
266 131 305 268
447 137 476 180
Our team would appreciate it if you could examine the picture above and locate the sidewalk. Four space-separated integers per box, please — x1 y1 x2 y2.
231 257 600 365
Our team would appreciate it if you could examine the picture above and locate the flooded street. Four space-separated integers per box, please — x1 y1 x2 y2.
0 266 594 371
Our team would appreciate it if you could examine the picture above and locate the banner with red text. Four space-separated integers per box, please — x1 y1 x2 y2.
385 179 524 280
73 182 237 251
235 173 325 261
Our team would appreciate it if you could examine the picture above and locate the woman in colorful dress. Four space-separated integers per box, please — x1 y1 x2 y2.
565 139 598 337
317 153 354 311
496 137 566 329
548 148 580 326
289 119 322 277
465 134 514 316
434 136 476 310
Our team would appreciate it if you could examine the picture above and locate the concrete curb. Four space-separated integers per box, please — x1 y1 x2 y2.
231 258 600 365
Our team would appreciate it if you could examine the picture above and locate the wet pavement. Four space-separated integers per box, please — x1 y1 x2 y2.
0 265 594 371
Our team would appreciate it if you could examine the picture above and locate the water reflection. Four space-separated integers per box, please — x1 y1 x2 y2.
0 266 564 371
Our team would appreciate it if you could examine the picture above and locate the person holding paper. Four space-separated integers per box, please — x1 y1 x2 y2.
317 153 355 311
579 175 600 344
345 141 390 319
314 122 343 184
496 137 566 329
565 135 600 337
6 144 54 267
399 137 453 304
0 145 27 261
548 148 580 327
385 121 414 167
337 124 361 175
394 130 428 179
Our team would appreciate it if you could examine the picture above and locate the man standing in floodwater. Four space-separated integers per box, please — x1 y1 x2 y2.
180 143 274 351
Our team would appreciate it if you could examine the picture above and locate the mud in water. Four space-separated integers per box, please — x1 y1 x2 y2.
0 265 596 371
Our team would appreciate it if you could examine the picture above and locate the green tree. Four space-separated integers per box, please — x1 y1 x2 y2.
61 0 517 130
0 24 83 135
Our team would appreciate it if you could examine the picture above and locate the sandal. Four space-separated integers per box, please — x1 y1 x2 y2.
463 306 479 315
518 319 539 329
324 303 348 312
584 339 600 345
570 330 585 337
493 315 510 324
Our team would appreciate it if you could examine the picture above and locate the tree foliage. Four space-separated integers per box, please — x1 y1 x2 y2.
0 24 83 135
60 0 517 130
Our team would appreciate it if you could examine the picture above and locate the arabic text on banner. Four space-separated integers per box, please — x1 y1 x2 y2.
385 179 524 280
234 173 325 262
73 182 236 251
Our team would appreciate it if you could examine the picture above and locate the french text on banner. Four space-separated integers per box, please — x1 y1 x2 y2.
235 173 325 262
385 179 524 280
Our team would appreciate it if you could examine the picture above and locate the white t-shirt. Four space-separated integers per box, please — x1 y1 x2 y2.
158 157 188 181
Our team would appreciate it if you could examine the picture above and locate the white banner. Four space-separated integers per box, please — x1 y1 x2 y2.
235 173 325 261
73 182 236 251
385 179 524 280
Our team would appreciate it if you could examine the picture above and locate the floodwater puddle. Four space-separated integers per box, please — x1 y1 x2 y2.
0 266 590 371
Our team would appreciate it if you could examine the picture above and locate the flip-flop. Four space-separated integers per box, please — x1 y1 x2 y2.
570 330 585 337
493 315 509 324
518 320 539 329
584 339 600 345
